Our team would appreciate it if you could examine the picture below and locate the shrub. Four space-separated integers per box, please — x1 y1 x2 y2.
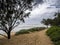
15 29 29 35
46 26 60 45
46 26 60 36
27 27 46 32
15 27 46 35
50 32 60 42
55 41 60 45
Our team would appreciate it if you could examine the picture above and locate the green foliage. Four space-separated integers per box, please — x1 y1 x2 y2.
15 27 46 35
15 29 29 35
46 26 60 45
55 41 60 45
41 13 60 26
41 19 49 25
0 0 34 39
41 18 53 28
46 26 60 36
28 27 46 32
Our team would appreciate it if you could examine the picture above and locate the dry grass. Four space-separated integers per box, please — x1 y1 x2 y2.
0 29 54 45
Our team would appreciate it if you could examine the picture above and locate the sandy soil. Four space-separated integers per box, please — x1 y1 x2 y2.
0 29 54 45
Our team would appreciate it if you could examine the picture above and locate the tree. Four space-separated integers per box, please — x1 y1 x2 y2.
53 13 60 26
0 0 34 39
41 13 60 27
41 19 49 28
41 18 54 28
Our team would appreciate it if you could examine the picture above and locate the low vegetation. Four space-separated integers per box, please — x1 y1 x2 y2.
46 26 60 45
15 27 46 35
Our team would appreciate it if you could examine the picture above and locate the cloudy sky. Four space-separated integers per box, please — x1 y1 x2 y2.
0 0 60 34
24 0 60 24
0 0 60 33
13 0 60 31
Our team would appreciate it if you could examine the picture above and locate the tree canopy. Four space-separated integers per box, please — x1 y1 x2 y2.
41 12 60 27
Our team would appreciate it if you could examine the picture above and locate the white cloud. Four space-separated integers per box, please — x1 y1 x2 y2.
30 3 49 18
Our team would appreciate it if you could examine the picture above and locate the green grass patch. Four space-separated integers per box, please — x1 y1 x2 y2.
46 26 60 45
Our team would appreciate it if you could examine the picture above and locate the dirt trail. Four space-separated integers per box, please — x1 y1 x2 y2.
35 29 54 45
0 29 54 45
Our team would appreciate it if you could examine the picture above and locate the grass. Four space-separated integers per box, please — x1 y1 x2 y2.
46 26 60 45
15 27 46 35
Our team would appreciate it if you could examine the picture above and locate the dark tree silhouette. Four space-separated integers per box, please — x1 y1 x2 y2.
53 13 60 26
41 12 60 27
0 0 34 39
41 19 49 28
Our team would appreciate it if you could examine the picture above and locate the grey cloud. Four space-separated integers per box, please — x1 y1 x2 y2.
45 0 60 8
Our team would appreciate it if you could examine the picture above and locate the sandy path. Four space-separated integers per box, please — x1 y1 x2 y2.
0 29 54 45
35 29 54 45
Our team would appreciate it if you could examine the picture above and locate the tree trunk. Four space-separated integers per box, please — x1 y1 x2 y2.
47 25 48 28
7 31 11 39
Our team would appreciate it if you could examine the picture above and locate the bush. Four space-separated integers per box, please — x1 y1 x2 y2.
15 27 46 35
28 27 46 32
46 26 60 45
15 29 29 35
46 26 60 36
55 41 60 45
50 32 60 42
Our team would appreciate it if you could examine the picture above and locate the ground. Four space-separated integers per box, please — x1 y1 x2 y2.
0 29 54 45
